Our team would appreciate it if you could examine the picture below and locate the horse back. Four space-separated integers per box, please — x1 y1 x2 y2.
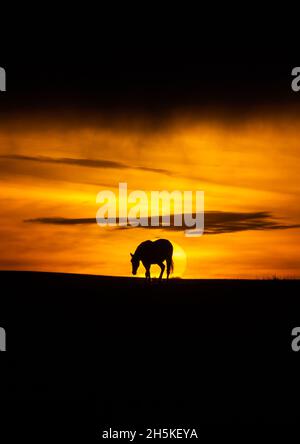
138 239 173 264
153 239 173 254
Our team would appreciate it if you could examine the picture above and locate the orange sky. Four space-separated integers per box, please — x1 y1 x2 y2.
0 113 299 278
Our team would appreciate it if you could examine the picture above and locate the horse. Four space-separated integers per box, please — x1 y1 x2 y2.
130 239 174 281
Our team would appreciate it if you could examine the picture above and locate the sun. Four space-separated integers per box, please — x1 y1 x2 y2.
135 239 187 279
171 241 187 278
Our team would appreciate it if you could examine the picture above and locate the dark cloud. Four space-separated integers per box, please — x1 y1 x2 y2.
136 166 172 175
0 154 128 169
24 211 300 235
203 211 300 234
25 217 96 225
0 154 172 175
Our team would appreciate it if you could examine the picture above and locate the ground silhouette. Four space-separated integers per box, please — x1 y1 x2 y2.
1 271 300 426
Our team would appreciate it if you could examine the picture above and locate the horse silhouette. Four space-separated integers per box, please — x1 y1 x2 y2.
130 239 174 280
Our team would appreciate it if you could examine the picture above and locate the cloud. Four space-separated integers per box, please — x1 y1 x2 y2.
24 211 300 235
0 154 172 175
25 217 96 225
203 211 300 234
136 166 172 175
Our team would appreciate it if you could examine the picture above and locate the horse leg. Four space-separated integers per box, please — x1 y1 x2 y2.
145 266 151 281
158 262 165 280
166 259 171 279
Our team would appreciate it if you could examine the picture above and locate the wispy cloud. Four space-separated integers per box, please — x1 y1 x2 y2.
203 211 300 234
24 211 300 235
25 217 96 225
0 154 172 175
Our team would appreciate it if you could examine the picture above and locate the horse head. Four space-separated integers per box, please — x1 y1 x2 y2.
130 252 140 275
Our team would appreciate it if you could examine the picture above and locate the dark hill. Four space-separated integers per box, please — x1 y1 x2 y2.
1 271 300 427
